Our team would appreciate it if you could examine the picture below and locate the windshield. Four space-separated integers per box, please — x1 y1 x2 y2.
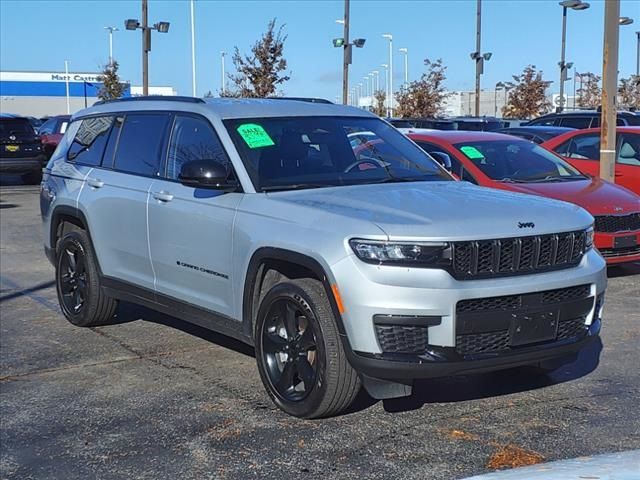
224 116 452 191
452 139 586 182
0 118 35 136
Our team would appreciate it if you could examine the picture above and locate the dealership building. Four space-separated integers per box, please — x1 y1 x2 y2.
0 70 176 118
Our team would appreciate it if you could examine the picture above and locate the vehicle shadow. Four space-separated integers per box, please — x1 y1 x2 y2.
379 338 602 414
607 262 640 278
112 301 255 357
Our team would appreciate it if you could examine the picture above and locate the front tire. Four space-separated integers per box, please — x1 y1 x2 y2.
55 230 118 327
255 278 361 418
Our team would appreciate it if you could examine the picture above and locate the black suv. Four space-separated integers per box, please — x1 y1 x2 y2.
0 114 46 183
525 110 640 129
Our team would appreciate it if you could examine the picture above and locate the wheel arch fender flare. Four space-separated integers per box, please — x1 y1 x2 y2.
242 247 348 340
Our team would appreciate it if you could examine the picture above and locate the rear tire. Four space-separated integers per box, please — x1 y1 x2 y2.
55 230 118 327
254 278 361 418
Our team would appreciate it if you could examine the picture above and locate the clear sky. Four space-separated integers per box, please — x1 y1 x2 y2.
1 0 638 99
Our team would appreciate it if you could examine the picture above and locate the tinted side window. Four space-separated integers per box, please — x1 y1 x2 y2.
565 134 600 160
618 134 640 166
113 113 170 176
529 117 557 127
166 115 230 180
559 117 592 129
66 116 114 166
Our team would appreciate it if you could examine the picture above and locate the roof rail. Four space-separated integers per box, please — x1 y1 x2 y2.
267 97 333 104
93 95 205 106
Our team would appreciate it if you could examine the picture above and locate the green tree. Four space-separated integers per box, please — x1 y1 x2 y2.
618 75 640 110
502 65 552 119
227 19 290 98
394 59 449 118
97 61 126 101
577 72 601 108
372 89 386 117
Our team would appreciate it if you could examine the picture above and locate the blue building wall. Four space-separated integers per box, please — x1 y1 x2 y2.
0 81 131 97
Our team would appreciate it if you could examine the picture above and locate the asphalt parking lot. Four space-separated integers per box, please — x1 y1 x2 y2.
1 177 639 480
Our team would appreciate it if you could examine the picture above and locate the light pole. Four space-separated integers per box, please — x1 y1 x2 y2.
558 0 590 113
494 81 504 117
382 34 393 116
470 0 492 117
190 0 196 97
333 1 366 105
398 47 408 89
64 60 70 114
372 70 379 93
125 0 170 96
636 31 640 76
220 51 226 95
104 26 119 66
600 0 621 183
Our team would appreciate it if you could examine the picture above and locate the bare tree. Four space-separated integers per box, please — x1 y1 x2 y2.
227 18 290 98
394 59 449 118
502 65 552 119
618 75 640 110
372 90 386 117
97 61 126 101
577 72 601 108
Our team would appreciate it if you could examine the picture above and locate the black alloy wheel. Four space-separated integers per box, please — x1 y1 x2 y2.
58 242 88 314
261 298 319 402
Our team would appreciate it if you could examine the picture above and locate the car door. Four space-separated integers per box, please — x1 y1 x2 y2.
78 113 171 291
147 113 241 317
616 132 640 194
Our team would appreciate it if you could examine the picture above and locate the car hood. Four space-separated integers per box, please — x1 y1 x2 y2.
266 181 592 240
500 177 640 216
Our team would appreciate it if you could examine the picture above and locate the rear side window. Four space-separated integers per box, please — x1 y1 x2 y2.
558 117 592 129
67 116 114 166
555 134 600 160
618 134 640 166
113 113 170 176
165 115 230 180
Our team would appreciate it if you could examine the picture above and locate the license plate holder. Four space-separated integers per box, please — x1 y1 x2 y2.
613 235 637 249
5 145 19 152
509 309 559 347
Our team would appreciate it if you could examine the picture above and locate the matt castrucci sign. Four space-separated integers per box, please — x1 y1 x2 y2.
0 71 102 83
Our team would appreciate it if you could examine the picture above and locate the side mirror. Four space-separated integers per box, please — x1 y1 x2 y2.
178 159 238 191
430 151 452 172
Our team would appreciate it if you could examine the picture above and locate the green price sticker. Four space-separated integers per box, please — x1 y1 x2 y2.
237 123 275 149
460 146 485 160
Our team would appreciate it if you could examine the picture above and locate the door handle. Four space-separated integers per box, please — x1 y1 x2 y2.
152 191 174 202
87 178 104 188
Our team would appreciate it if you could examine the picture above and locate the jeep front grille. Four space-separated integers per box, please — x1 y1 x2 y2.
451 230 586 279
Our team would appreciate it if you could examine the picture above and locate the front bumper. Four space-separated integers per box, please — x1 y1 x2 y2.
595 231 640 264
347 319 601 380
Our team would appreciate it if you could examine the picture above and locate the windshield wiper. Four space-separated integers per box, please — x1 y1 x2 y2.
261 183 334 192
516 175 587 183
371 175 442 184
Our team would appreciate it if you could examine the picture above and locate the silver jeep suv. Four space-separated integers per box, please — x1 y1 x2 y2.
41 97 606 418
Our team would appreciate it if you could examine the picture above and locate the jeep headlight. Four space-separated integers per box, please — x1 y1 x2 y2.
349 239 452 267
585 226 594 251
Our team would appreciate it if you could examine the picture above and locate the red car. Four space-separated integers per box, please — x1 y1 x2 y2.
541 127 640 195
37 115 70 159
401 130 640 265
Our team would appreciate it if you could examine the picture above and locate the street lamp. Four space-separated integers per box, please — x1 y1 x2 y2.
398 47 408 89
494 81 504 116
333 1 366 105
618 17 633 26
104 26 119 66
636 31 640 76
372 70 379 92
220 51 226 95
125 0 170 96
470 0 492 116
557 0 590 112
382 34 393 116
